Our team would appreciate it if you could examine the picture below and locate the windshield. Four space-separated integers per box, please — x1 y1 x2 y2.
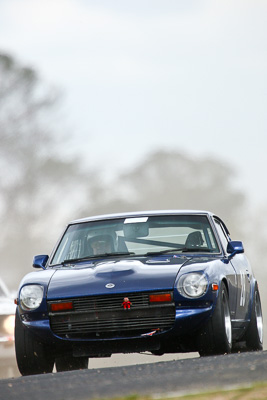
50 214 220 265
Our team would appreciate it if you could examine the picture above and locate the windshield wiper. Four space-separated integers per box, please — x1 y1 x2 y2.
61 252 135 264
145 248 185 256
99 252 136 257
145 248 212 256
181 248 212 253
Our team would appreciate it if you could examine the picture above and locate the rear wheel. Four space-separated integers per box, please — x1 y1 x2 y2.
198 282 232 356
245 283 263 351
15 310 54 376
55 355 88 372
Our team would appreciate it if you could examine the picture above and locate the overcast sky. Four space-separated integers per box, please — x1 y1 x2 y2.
0 0 266 206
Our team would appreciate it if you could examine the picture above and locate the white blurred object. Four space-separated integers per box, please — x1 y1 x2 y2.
0 278 16 345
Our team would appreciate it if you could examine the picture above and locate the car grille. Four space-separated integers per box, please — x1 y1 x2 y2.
48 291 175 339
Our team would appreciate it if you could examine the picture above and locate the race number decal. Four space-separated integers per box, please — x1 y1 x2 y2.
240 271 246 307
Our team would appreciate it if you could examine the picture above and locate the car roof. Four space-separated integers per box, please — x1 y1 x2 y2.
70 210 216 225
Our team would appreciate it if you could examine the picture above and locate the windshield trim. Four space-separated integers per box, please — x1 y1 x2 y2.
49 213 222 266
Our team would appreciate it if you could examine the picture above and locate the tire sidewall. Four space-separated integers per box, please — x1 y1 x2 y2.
246 283 263 350
15 309 54 375
212 282 232 353
198 281 232 356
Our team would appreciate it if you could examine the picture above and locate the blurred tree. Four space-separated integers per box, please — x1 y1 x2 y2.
83 150 247 239
0 53 87 288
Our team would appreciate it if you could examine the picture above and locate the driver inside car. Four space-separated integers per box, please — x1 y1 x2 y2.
88 234 114 255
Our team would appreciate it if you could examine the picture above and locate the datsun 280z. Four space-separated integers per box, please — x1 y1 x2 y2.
15 210 263 375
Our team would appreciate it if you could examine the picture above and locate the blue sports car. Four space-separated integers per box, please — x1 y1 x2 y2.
15 210 263 375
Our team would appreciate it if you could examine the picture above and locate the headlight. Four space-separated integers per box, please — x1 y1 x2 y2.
177 273 208 298
20 285 44 311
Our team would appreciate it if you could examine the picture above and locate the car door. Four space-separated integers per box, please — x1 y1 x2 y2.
230 251 252 321
213 218 251 321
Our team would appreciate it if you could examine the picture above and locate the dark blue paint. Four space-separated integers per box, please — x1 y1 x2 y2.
47 259 185 299
15 210 259 356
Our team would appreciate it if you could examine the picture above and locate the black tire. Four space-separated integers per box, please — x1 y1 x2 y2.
55 355 88 372
245 283 263 351
15 309 54 376
198 282 232 356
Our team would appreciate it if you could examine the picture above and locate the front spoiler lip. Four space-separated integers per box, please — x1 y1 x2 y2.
21 305 213 344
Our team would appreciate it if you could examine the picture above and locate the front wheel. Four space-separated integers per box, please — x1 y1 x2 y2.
55 355 89 372
15 310 55 376
245 283 263 351
198 282 232 356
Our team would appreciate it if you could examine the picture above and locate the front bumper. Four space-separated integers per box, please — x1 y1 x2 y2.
19 302 213 355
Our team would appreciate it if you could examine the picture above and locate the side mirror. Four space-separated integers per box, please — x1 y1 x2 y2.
227 241 244 259
33 255 49 270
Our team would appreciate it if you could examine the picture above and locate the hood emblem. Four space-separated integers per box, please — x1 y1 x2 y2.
122 297 132 310
105 283 115 288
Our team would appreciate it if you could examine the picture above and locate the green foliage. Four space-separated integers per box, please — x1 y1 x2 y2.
94 382 267 400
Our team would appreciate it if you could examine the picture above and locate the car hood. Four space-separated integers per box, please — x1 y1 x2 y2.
47 258 188 299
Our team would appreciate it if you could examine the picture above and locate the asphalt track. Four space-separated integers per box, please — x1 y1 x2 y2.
1 351 267 400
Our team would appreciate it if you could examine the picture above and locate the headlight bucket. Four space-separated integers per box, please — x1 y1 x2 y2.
177 272 208 298
20 285 44 311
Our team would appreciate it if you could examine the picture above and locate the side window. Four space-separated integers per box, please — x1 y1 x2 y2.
206 227 219 250
214 219 229 252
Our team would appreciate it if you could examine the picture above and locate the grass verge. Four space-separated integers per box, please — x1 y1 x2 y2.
99 382 267 400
